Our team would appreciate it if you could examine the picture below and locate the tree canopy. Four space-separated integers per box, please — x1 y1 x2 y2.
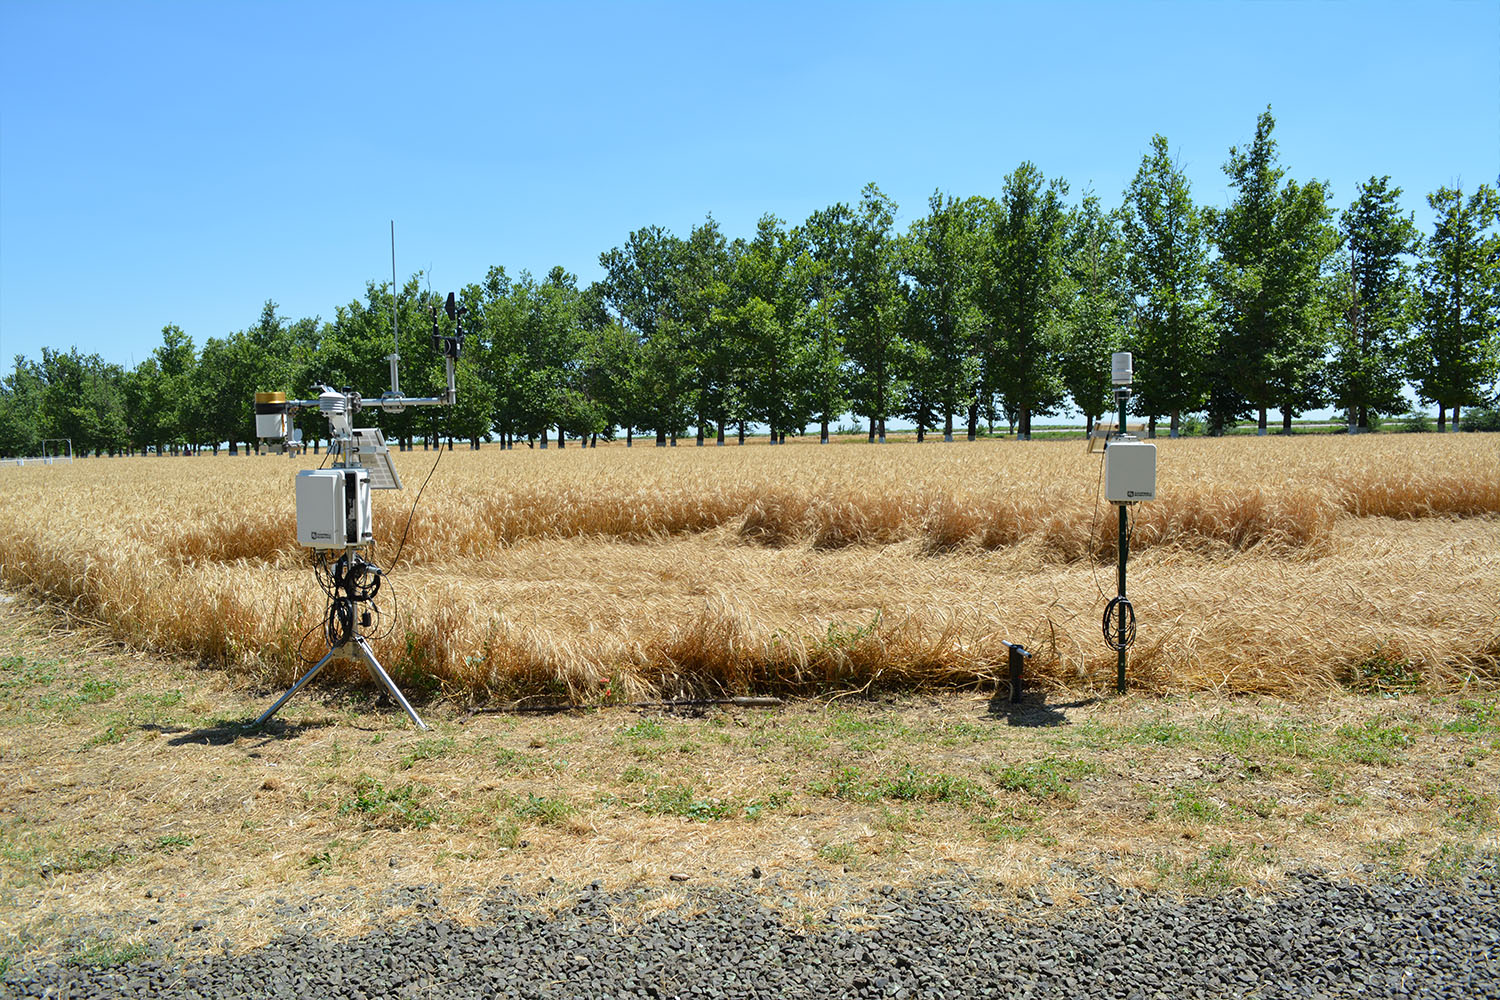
5 111 1496 458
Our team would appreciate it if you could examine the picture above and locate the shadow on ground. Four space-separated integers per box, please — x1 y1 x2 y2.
986 693 1098 728
141 718 339 746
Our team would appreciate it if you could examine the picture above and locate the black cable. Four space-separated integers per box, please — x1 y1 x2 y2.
1088 447 1110 601
390 429 445 570
1093 430 1139 654
1103 595 1137 652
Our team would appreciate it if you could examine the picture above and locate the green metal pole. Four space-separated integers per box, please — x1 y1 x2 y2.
1117 503 1128 694
1116 388 1130 694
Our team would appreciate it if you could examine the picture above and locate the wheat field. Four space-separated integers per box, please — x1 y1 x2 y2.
1 434 1497 704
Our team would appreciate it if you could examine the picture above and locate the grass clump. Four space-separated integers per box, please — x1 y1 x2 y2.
1331 716 1417 765
988 757 1097 803
0 655 59 692
399 736 456 769
339 776 438 829
883 766 990 807
810 763 989 808
69 940 149 968
1419 780 1498 831
511 794 575 826
1343 646 1422 695
1172 787 1223 823
639 784 741 821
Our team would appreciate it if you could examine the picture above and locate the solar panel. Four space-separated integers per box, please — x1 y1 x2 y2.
348 428 404 490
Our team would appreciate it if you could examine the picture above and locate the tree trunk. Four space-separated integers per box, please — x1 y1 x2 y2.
1018 407 1031 441
1169 410 1180 438
820 419 829 444
1085 413 1093 436
540 427 549 448
1148 415 1156 439
669 431 677 446
558 428 565 448
656 429 666 447
738 422 746 445
779 431 786 444
868 417 875 444
1257 407 1268 435
916 425 924 443
877 416 886 444
943 411 953 443
716 423 725 446
1437 405 1446 432
1282 411 1293 435
967 402 979 441
1357 406 1370 432
1454 405 1462 430
696 425 705 446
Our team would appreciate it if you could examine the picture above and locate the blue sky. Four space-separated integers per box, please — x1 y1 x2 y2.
2 0 1497 383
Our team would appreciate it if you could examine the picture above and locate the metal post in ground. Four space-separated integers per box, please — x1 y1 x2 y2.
1116 386 1130 695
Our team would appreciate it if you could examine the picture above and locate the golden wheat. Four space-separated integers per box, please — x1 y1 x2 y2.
1 434 1496 703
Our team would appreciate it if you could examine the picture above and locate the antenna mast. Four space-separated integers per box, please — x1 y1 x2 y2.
388 221 401 396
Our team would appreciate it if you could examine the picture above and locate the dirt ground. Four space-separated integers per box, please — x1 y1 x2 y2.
1 592 1497 969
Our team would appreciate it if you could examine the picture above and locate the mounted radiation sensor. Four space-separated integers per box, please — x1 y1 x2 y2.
1111 351 1133 386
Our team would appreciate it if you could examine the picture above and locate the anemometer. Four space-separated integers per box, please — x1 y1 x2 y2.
247 286 469 731
1096 351 1156 693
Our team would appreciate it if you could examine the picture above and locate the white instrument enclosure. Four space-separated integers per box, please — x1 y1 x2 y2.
1105 439 1157 503
296 468 373 549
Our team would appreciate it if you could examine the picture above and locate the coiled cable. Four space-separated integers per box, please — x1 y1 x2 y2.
1103 595 1136 652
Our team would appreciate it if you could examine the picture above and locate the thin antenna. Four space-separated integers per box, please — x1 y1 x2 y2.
388 221 401 396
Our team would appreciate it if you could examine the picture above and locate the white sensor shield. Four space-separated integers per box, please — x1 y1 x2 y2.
1111 351 1133 385
1105 440 1156 502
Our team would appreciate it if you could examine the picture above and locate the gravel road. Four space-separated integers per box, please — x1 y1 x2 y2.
6 871 1497 999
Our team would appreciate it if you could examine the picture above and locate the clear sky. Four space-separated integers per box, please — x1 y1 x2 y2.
2 0 1497 377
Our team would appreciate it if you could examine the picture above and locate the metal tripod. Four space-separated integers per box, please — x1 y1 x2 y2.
250 636 428 730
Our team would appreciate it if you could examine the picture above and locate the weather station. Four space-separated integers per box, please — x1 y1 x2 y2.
248 285 470 731
1094 351 1156 693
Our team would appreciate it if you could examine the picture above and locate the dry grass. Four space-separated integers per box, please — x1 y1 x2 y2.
0 435 1497 705
0 601 1495 966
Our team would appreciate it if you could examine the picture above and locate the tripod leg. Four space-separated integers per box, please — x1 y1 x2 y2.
353 638 429 730
248 645 342 728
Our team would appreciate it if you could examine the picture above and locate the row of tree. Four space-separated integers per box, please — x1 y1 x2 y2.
2 109 1497 458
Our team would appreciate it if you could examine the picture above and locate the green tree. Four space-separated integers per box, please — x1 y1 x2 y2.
35 347 128 456
798 207 853 443
1206 108 1337 434
975 163 1071 439
840 183 906 443
1121 135 1213 436
734 214 812 444
197 300 311 454
575 305 638 445
677 217 739 445
0 357 44 457
902 191 984 440
137 325 199 453
1409 183 1500 430
1329 177 1420 432
599 226 693 445
1060 194 1132 434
